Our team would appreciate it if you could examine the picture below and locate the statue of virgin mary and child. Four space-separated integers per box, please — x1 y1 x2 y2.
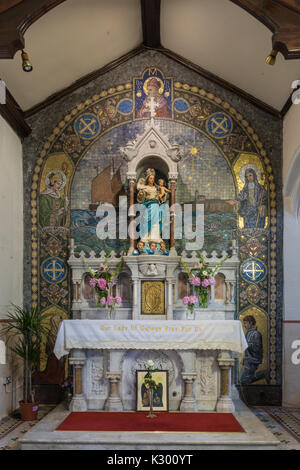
136 168 168 244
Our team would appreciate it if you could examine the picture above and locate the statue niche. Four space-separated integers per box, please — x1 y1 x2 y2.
136 167 169 247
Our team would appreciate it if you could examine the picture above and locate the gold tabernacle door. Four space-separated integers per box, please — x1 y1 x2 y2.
141 281 165 315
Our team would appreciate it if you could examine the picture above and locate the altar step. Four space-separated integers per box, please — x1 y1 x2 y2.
19 400 279 450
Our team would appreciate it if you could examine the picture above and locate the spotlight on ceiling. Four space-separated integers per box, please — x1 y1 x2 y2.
21 50 33 72
265 49 278 66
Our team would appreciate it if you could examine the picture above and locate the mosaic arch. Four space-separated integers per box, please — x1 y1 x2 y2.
30 68 278 385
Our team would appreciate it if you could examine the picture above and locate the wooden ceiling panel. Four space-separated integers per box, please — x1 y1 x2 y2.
230 0 300 59
0 0 66 59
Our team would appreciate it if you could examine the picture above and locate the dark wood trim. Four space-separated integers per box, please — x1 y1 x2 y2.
230 0 300 60
0 0 66 59
273 0 300 15
280 95 293 118
280 84 300 118
158 47 281 118
24 45 145 118
230 0 277 33
0 1 24 15
0 86 31 140
141 0 161 48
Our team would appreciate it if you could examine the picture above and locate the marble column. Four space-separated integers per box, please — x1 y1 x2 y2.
180 373 197 412
128 177 136 254
170 180 176 251
168 175 178 256
105 372 123 411
132 277 139 319
225 281 234 304
166 278 174 320
216 351 235 413
69 349 87 411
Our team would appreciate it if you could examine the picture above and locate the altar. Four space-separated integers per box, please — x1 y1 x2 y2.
58 117 246 416
54 318 247 413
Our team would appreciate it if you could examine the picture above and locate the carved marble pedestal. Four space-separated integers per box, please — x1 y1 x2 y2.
104 372 123 412
180 373 197 412
69 350 87 411
216 351 235 413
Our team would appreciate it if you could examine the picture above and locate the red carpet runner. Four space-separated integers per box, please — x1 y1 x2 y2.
56 412 244 433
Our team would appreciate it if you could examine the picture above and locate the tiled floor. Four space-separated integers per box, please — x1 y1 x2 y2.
1 405 300 450
0 406 55 450
251 407 300 450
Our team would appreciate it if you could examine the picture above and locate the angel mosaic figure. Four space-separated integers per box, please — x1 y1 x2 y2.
137 168 168 244
39 170 68 227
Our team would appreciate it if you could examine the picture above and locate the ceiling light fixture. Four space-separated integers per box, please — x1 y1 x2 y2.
265 49 278 66
21 50 33 72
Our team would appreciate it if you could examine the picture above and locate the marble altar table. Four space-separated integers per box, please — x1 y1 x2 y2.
54 319 247 414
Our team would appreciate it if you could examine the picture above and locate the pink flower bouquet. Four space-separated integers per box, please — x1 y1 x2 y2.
182 295 198 314
84 255 124 309
181 252 228 308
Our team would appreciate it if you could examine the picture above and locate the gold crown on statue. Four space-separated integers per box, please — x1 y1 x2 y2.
146 168 156 177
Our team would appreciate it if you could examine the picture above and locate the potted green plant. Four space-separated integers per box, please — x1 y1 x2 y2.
1 304 53 421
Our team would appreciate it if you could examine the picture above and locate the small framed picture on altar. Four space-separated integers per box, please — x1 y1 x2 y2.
136 370 169 412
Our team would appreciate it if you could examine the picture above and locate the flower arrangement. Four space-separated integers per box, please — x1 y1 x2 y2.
144 360 159 418
182 295 198 316
83 255 124 315
181 252 229 308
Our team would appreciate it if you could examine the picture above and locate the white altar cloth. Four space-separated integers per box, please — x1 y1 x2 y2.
54 319 247 359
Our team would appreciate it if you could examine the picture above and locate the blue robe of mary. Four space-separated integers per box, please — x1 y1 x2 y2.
137 179 168 242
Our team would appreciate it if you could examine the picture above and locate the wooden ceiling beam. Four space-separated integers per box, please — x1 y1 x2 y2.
0 0 66 59
230 0 300 59
141 0 161 48
0 86 31 140
0 1 24 16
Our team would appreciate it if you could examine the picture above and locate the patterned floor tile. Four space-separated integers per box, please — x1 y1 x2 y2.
252 407 300 450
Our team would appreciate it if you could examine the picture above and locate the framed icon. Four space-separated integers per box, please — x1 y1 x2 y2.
136 370 168 412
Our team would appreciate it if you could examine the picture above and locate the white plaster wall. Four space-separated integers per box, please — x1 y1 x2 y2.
282 103 300 407
0 115 23 419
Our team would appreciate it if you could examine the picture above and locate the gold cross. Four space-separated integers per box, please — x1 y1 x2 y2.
78 117 97 135
149 97 158 118
44 261 65 281
210 116 229 134
243 261 264 281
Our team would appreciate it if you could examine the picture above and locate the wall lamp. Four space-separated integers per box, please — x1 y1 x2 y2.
265 49 278 66
21 50 33 72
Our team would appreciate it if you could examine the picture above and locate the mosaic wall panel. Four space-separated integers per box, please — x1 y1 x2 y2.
23 58 281 391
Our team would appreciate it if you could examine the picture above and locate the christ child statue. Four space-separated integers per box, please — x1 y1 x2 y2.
157 178 171 202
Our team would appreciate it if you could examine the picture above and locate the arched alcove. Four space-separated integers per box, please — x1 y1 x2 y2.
214 273 226 302
136 155 169 182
